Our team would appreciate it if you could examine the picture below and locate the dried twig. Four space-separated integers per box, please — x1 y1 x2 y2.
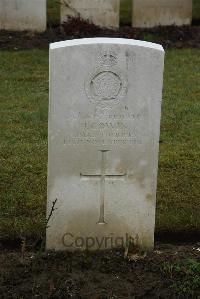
36 199 58 253
21 236 26 259
46 198 58 228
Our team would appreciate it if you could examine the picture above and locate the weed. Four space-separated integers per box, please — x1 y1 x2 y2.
162 259 200 297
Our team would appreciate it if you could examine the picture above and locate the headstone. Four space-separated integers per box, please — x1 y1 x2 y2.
61 0 120 28
0 0 46 32
132 0 192 28
47 38 164 251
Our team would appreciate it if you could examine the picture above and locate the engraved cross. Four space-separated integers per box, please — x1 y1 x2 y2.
80 150 126 224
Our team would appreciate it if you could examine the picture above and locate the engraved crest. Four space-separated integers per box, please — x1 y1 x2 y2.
85 51 127 108
91 71 121 100
98 50 117 67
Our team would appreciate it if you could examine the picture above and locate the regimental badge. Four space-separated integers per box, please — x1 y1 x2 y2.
85 50 127 109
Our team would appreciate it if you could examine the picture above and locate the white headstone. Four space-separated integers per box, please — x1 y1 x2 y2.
47 38 164 251
132 0 192 28
0 0 46 32
61 0 120 28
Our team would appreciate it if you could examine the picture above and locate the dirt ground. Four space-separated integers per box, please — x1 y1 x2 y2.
0 242 200 299
0 18 200 51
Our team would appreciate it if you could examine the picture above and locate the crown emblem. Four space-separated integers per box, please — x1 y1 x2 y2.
98 51 117 67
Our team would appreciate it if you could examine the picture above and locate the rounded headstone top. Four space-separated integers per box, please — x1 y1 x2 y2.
50 38 164 52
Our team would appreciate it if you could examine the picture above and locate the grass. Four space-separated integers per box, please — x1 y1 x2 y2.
193 0 200 22
156 49 200 233
47 0 60 28
162 259 200 297
48 0 200 27
0 49 199 240
0 50 48 239
120 0 132 26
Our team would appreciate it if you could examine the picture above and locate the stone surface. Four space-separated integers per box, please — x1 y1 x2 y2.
61 0 120 28
47 38 164 251
0 0 46 32
132 0 192 28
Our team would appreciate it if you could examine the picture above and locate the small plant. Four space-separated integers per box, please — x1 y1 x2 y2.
124 235 147 261
162 261 175 279
162 259 200 297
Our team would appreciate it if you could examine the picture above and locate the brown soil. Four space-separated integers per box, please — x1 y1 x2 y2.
0 242 200 299
0 18 199 51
